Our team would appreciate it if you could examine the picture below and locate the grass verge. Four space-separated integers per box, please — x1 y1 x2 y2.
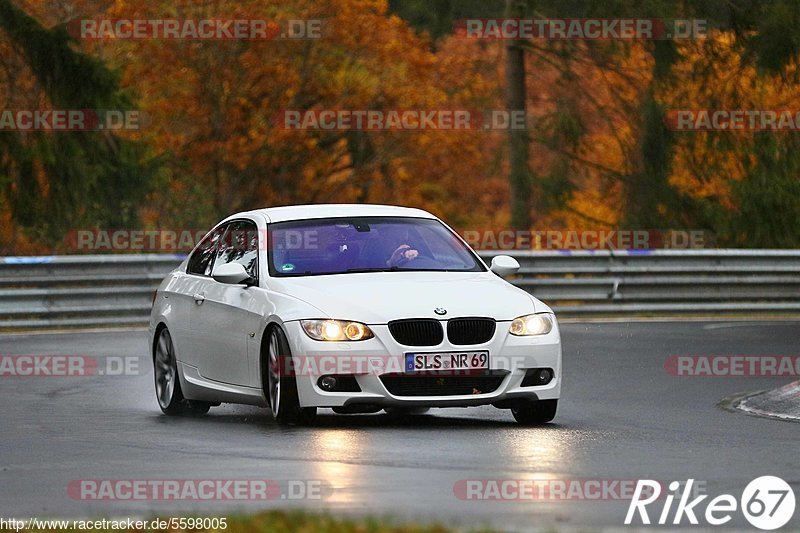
22 510 488 533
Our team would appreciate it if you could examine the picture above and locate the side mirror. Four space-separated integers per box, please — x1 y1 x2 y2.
212 263 254 285
489 255 520 277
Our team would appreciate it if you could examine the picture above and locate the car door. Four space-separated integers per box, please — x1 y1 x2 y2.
170 225 224 370
190 219 263 387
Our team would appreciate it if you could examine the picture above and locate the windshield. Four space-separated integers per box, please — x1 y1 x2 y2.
268 217 484 277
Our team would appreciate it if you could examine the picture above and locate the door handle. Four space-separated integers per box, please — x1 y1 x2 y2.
192 293 205 304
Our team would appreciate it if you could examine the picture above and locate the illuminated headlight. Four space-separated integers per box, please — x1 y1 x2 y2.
509 313 554 336
301 319 374 341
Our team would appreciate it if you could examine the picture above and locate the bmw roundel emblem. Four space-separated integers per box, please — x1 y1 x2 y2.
434 307 447 315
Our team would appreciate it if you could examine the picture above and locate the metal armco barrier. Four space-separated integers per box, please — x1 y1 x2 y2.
0 255 183 330
506 249 800 315
1 250 799 330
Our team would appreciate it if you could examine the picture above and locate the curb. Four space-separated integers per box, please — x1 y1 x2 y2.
721 380 800 423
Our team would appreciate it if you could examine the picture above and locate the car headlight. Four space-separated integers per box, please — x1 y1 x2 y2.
509 313 554 336
300 319 374 341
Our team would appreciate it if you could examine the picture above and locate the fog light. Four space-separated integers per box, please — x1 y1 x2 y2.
316 374 362 392
319 376 337 391
521 368 554 387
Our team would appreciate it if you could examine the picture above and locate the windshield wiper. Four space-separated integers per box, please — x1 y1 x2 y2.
344 267 401 273
343 267 452 274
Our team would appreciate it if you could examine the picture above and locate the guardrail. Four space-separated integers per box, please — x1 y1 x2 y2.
1 250 799 330
0 255 183 330
506 250 800 315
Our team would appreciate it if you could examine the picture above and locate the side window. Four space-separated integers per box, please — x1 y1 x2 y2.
186 226 225 276
210 220 259 281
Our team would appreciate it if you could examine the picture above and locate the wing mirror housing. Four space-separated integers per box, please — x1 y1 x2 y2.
489 255 520 277
212 263 254 286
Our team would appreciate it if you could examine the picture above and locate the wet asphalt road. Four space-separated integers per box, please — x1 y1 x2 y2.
0 320 798 531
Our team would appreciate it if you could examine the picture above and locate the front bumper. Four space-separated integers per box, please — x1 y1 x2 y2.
284 319 562 408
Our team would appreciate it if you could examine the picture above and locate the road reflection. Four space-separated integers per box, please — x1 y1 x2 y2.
302 410 594 508
308 429 366 506
498 427 575 473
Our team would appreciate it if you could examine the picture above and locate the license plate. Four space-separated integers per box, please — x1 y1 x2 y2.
404 351 489 373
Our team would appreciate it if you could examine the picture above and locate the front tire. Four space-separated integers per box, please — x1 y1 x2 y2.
266 326 316 425
154 328 211 416
511 399 557 425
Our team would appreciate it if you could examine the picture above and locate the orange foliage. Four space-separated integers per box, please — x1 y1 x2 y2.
6 0 800 253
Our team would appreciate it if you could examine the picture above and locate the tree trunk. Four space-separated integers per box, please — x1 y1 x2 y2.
505 0 532 230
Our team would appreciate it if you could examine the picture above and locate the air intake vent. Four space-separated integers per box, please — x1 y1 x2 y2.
380 372 507 396
447 317 496 345
388 319 443 346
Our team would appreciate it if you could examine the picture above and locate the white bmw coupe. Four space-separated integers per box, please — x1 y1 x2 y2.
149 204 561 425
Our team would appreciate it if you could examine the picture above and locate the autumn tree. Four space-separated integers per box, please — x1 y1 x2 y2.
0 0 154 253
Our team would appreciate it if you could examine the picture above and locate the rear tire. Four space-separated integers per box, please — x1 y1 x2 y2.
265 326 316 425
153 328 211 416
511 399 557 425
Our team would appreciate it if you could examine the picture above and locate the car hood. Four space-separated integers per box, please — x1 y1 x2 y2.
267 271 542 323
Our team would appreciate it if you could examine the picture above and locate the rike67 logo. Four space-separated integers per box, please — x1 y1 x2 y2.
625 476 796 529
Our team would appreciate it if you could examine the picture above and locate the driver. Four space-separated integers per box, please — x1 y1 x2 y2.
387 244 419 267
384 226 420 267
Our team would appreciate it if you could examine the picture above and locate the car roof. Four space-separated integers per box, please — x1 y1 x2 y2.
232 204 437 223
